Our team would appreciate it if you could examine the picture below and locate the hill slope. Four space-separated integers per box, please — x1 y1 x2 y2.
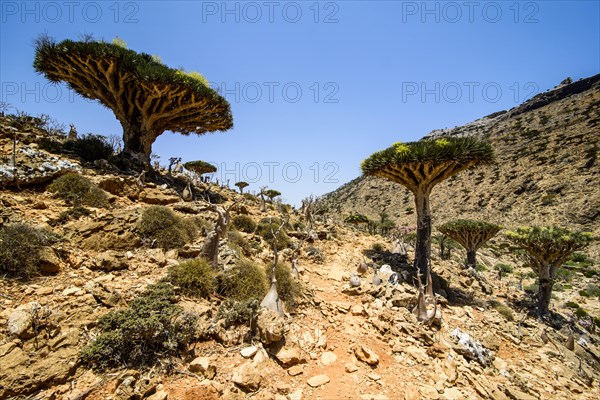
321 75 600 257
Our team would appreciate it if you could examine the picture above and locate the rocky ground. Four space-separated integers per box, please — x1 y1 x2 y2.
1 114 599 400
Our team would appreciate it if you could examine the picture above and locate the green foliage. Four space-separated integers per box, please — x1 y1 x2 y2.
232 215 256 233
267 262 301 308
137 206 197 249
524 283 538 294
371 242 385 252
48 173 108 207
494 263 514 273
79 282 196 370
554 268 575 282
489 301 514 321
344 213 369 225
575 308 589 318
263 189 281 200
183 160 217 175
56 206 92 224
243 193 257 202
37 138 64 154
0 224 60 279
256 218 292 249
565 301 580 309
216 299 260 328
234 181 249 191
166 259 215 298
579 285 600 298
217 258 268 301
505 226 594 268
437 219 501 251
63 134 114 162
361 137 495 182
227 229 252 256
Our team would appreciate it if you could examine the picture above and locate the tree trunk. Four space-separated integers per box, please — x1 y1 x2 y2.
537 265 553 315
414 188 431 282
201 205 231 269
466 248 477 268
122 124 153 166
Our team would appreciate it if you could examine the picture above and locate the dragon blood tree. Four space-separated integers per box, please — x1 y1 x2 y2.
361 137 495 280
33 36 233 166
438 219 501 268
505 226 594 315
235 181 249 194
184 160 217 179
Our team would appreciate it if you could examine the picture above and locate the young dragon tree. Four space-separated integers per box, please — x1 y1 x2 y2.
184 160 217 183
361 137 495 282
201 200 236 269
505 226 594 315
438 219 501 268
33 35 233 166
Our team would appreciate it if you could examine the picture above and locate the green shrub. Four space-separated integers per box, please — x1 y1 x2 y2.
192 216 214 235
48 173 108 207
475 263 487 272
524 283 538 294
243 193 257 202
0 224 60 279
494 263 513 273
372 242 384 252
37 138 64 154
167 259 215 298
575 308 589 318
216 299 260 328
227 229 252 256
555 268 575 282
565 301 580 309
232 215 256 233
583 269 599 278
580 284 600 298
570 252 591 264
56 206 92 223
267 262 301 308
306 246 325 263
256 218 292 249
79 282 196 370
137 206 197 249
217 258 268 301
492 303 514 321
63 133 113 162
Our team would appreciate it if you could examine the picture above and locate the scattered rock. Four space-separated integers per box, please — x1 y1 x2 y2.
320 351 337 365
38 246 61 273
189 357 216 379
257 309 285 345
307 374 330 387
288 365 304 376
84 281 123 307
345 363 358 373
240 346 258 358
354 345 379 365
231 361 263 392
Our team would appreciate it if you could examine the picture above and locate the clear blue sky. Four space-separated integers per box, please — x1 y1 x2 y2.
1 1 599 205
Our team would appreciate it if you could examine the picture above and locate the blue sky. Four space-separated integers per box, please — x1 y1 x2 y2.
1 1 599 205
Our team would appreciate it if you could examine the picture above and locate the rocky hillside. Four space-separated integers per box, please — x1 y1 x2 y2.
0 112 599 400
321 74 600 258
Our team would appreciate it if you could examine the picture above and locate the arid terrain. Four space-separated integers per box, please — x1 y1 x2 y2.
0 75 599 400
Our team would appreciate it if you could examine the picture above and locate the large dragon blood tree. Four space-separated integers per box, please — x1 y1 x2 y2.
361 137 495 281
33 36 233 166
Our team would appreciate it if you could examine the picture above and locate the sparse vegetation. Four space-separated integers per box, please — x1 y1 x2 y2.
438 219 501 268
166 259 215 298
227 229 252 256
79 282 197 370
371 242 385 252
47 173 108 207
506 226 594 314
232 214 256 233
137 206 197 249
0 224 60 279
217 258 268 301
267 262 301 309
63 133 114 162
256 218 292 249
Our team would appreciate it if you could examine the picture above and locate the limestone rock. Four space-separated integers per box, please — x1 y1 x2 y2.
354 344 379 365
189 357 216 379
257 308 285 345
320 351 337 365
307 374 330 387
84 281 123 307
38 246 61 273
240 346 258 358
232 361 263 392
7 308 34 338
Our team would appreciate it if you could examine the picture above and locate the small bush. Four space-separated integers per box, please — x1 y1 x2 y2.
56 206 92 224
48 173 108 207
243 193 257 202
372 242 385 252
217 258 268 301
580 284 600 298
216 299 260 328
555 268 575 282
167 259 215 298
192 217 214 235
232 215 256 233
570 252 591 263
267 262 301 309
306 246 325 263
137 206 197 249
475 263 487 272
227 229 252 256
494 263 513 273
256 218 292 249
63 133 113 162
0 224 60 279
79 282 196 371
575 308 589 318
492 303 514 321
524 283 538 294
37 138 64 154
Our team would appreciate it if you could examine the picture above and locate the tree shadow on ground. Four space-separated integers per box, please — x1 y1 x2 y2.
361 249 486 308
